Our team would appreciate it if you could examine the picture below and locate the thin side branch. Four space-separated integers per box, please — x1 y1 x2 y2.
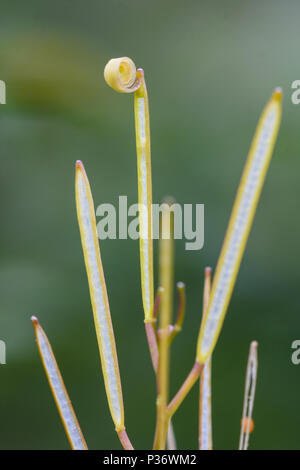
167 362 203 418
239 341 258 450
153 200 175 449
118 429 134 450
145 321 159 373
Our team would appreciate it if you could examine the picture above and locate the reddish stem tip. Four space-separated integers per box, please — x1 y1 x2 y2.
76 160 84 169
205 266 212 276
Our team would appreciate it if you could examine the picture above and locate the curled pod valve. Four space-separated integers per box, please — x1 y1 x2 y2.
104 57 141 93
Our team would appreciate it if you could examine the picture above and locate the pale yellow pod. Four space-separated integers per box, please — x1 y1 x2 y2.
75 160 125 432
134 71 154 322
104 57 140 93
199 357 212 450
31 316 88 450
104 57 154 323
197 89 282 363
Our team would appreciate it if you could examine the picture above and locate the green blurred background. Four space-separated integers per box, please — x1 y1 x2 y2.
0 0 299 450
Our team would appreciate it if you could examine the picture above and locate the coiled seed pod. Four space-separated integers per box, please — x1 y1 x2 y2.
104 57 141 93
